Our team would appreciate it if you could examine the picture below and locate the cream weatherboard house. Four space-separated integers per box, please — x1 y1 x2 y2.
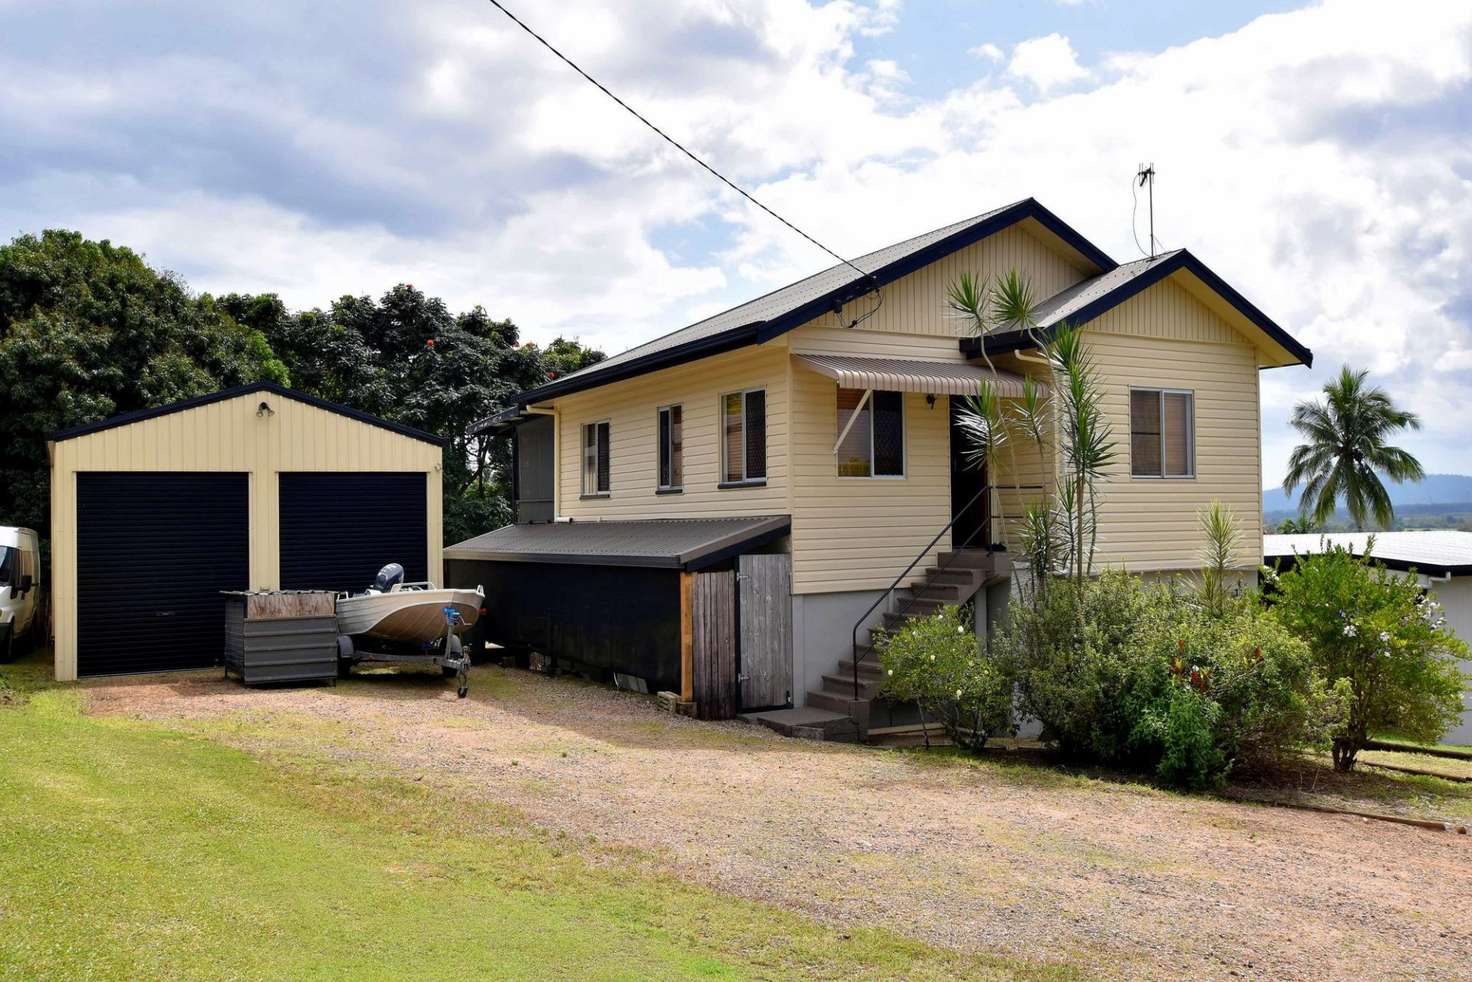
447 198 1312 735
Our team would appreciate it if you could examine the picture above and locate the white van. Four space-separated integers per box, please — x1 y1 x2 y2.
0 527 40 661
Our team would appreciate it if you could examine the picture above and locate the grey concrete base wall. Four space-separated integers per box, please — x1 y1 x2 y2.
791 590 886 708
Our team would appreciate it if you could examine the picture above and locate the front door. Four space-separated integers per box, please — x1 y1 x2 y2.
949 401 990 550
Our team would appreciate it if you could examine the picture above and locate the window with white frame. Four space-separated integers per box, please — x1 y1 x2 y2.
657 405 683 491
721 389 766 485
836 388 904 477
581 420 610 495
1130 389 1194 478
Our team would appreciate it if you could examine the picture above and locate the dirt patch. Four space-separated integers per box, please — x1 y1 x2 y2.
86 668 1472 981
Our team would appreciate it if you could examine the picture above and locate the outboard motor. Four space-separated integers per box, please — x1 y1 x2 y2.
371 563 406 594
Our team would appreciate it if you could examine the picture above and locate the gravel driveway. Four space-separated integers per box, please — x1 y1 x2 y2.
85 666 1472 981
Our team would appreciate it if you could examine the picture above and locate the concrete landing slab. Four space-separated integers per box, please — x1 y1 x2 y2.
740 707 859 742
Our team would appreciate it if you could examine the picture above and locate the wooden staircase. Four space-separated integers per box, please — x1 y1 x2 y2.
804 549 998 723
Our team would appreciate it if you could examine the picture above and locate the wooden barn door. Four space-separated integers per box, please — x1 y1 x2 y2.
692 570 736 720
738 554 791 711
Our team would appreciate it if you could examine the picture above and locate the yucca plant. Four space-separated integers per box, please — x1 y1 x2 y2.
1197 500 1241 618
1047 324 1115 583
1015 501 1062 602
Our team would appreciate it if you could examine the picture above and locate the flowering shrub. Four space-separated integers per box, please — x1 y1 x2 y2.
876 605 1012 750
1270 544 1467 770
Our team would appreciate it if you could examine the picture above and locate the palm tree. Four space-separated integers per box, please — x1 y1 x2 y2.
1283 366 1424 529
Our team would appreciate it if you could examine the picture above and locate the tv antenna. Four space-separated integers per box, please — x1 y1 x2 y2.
1134 163 1158 258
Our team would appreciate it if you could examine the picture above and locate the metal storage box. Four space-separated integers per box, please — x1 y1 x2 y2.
222 591 338 685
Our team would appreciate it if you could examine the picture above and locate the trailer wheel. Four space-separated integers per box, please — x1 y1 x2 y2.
337 659 354 680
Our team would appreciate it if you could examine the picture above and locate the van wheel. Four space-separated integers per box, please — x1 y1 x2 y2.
1 630 12 664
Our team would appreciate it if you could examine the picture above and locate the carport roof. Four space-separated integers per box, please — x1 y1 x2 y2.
444 515 791 570
48 381 447 446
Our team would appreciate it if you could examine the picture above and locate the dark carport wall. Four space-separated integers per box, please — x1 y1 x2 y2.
444 516 791 716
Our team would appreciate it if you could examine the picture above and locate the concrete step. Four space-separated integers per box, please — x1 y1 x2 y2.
882 612 910 632
836 659 877 683
912 580 971 603
937 549 997 571
805 689 868 715
908 583 969 604
924 566 985 586
821 672 883 700
740 707 860 743
893 596 944 616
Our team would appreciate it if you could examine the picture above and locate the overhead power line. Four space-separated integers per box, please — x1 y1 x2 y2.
482 0 882 308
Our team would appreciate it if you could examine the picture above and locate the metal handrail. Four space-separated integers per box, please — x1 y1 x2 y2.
850 483 993 700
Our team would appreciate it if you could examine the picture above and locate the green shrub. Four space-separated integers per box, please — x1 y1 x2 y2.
1269 544 1467 770
995 571 1171 765
993 572 1339 788
1151 686 1223 791
876 605 1012 750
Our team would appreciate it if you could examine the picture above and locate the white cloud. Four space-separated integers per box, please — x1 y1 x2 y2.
968 42 1004 63
5 0 1472 483
1007 33 1089 91
862 0 904 37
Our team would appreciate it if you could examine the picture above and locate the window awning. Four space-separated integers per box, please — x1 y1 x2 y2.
793 354 1036 398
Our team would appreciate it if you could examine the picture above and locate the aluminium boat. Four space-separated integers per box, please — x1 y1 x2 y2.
335 563 483 645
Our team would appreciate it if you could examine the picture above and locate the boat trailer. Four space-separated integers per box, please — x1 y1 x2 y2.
337 606 472 698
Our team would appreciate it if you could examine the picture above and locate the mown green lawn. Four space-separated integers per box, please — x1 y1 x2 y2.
0 671 1072 981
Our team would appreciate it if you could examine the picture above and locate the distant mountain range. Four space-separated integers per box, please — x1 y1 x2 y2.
1263 473 1472 517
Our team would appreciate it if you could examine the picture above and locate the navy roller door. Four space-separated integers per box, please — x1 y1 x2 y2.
278 472 427 593
76 472 250 676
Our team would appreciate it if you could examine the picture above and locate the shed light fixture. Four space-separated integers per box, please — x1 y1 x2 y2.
256 401 274 418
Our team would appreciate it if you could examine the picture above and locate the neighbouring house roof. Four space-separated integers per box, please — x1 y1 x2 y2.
444 515 792 570
48 381 447 447
512 198 1115 406
793 354 1034 398
965 249 1313 368
1264 531 1472 578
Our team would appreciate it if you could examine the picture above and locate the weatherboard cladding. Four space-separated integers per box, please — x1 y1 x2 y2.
517 198 1116 404
443 515 790 569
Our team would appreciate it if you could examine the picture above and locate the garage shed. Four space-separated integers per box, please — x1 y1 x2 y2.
48 381 445 681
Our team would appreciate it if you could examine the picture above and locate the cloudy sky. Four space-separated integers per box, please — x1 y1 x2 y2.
4 0 1471 485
